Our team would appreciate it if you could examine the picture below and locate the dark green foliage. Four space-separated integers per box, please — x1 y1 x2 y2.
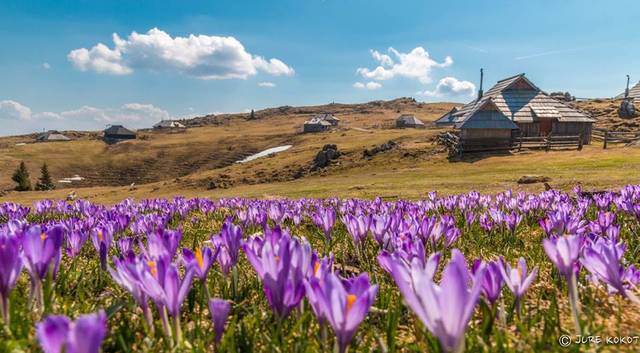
11 161 32 191
35 162 56 191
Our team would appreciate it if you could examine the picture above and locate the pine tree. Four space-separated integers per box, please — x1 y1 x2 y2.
11 161 32 191
250 109 256 120
35 162 56 191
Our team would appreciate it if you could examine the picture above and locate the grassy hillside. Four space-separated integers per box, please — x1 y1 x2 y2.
1 98 639 204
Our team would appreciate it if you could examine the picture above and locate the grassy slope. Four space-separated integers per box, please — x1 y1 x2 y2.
1 99 639 204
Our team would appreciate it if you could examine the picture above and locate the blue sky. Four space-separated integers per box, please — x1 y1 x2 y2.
0 0 638 135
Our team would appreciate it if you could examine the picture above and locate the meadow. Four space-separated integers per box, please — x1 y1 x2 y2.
1 185 640 352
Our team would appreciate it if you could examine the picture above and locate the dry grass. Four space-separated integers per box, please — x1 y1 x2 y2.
2 99 640 205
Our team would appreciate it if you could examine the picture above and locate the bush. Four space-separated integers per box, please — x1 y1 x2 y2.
11 161 32 191
35 162 56 191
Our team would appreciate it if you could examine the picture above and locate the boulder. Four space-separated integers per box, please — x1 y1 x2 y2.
363 140 398 157
313 144 341 169
619 99 636 118
517 175 551 184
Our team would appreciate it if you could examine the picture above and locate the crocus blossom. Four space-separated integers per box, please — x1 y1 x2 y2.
388 249 485 353
307 272 378 353
36 310 107 353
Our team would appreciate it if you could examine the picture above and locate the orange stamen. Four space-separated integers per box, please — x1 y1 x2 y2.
346 294 357 314
147 261 157 277
313 262 320 276
97 231 103 242
40 233 48 241
195 247 204 270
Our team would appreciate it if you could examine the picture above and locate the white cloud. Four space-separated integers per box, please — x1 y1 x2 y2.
417 76 476 97
68 28 294 79
42 62 51 69
356 47 452 84
353 81 382 90
0 100 32 120
258 81 276 88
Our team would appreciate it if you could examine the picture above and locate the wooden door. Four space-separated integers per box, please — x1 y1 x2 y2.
539 119 553 136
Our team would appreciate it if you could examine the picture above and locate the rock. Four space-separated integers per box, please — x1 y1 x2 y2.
207 180 217 190
363 140 398 158
313 144 341 169
517 175 551 184
66 191 77 201
619 98 636 118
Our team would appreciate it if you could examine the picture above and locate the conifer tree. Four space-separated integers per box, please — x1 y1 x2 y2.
11 161 32 191
35 162 56 191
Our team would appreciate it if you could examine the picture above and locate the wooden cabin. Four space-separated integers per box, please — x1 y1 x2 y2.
35 130 71 142
616 80 640 101
395 114 425 128
434 107 460 127
103 125 136 143
449 73 594 145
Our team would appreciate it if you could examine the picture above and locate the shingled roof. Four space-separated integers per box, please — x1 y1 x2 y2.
103 125 136 137
450 73 593 128
616 81 640 100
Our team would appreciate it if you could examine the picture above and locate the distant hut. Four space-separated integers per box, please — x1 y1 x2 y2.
315 113 340 126
35 130 71 142
395 114 425 128
153 120 186 129
103 125 136 143
434 107 460 127
616 80 640 101
303 118 332 133
449 73 594 144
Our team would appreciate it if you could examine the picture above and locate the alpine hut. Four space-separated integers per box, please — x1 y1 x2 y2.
449 73 594 145
616 79 640 101
35 130 71 142
153 120 186 129
103 125 136 143
303 117 332 133
395 114 425 128
315 113 340 126
434 107 460 127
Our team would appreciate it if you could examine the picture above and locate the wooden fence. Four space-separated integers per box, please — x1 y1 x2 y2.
592 129 640 149
437 132 583 156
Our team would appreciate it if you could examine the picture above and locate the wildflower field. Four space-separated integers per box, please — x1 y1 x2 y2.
1 186 640 353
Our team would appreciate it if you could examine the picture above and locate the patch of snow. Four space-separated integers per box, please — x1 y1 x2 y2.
15 143 26 146
57 175 85 183
236 145 292 163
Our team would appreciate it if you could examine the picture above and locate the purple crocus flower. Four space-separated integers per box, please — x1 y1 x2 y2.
304 255 334 324
212 219 243 275
472 259 504 305
36 310 107 353
313 207 336 241
499 257 538 313
388 249 485 353
182 246 218 281
117 237 134 255
341 214 371 247
581 238 638 303
242 233 310 319
543 235 583 333
0 232 23 323
543 235 582 278
90 225 113 270
307 272 378 353
208 298 231 344
108 253 154 331
22 225 64 282
139 260 195 318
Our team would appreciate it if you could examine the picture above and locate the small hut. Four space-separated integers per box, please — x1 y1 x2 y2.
616 80 640 101
303 118 332 133
103 125 136 143
395 114 425 128
434 107 460 127
153 120 185 129
449 73 594 145
315 113 340 126
35 130 71 142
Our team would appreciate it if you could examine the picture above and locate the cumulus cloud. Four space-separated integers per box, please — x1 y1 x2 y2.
0 99 173 134
353 81 382 90
42 62 51 69
356 47 452 84
417 77 476 97
68 28 294 79
258 81 276 88
0 100 32 120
